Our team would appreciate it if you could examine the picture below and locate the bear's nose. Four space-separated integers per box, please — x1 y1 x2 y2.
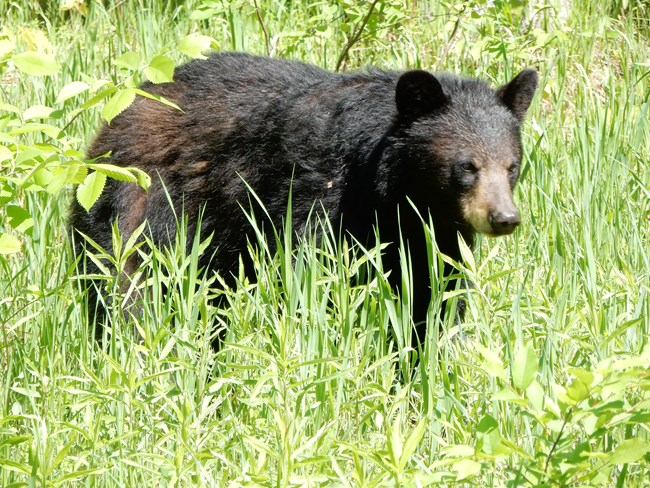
489 210 520 235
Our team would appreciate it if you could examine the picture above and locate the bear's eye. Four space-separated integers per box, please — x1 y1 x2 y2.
508 162 519 174
459 161 477 173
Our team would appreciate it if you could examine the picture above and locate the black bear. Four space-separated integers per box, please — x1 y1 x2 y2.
70 52 538 347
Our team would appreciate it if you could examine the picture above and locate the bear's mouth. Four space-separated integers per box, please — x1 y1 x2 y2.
462 207 520 237
460 185 520 237
481 225 518 238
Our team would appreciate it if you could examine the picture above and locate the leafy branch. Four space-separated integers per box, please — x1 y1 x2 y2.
335 0 382 72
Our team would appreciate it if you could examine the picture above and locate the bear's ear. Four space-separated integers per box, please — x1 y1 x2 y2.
395 70 448 119
497 68 538 121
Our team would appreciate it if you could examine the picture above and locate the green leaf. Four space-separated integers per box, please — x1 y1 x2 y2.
143 55 175 84
0 456 31 474
0 233 22 254
525 380 545 412
89 163 138 183
87 163 150 191
399 418 426 470
179 33 214 59
9 122 62 139
0 37 15 59
47 164 86 194
611 355 650 370
476 415 501 455
0 145 12 163
476 343 505 379
457 234 475 271
6 205 33 234
552 383 577 407
56 81 90 103
32 168 53 189
566 377 590 402
136 168 151 191
23 104 54 120
52 467 109 484
441 444 475 458
0 184 12 205
567 367 595 387
512 342 538 390
82 86 117 110
0 102 20 114
13 51 59 76
452 459 481 480
114 51 141 70
388 413 403 466
77 171 107 211
102 88 136 124
610 439 650 465
133 89 181 111
493 387 527 406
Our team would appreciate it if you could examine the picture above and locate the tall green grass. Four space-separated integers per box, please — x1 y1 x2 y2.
1 0 649 485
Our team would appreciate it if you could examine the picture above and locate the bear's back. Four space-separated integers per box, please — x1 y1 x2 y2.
171 52 332 97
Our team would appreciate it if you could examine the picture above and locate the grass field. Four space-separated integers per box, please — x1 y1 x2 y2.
1 0 649 485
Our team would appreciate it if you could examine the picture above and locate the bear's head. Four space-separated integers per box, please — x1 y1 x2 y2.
395 68 538 237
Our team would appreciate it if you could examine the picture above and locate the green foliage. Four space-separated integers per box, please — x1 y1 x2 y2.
0 20 212 251
486 344 650 485
11 50 59 76
0 0 649 485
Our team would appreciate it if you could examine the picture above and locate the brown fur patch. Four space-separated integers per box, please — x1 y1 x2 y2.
460 183 496 236
129 97 184 166
119 187 148 276
461 166 517 236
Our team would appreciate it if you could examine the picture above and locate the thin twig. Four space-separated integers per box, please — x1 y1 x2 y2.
543 407 573 478
335 0 382 72
439 6 465 63
253 0 271 56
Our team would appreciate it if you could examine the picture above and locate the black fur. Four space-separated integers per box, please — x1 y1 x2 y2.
70 52 538 347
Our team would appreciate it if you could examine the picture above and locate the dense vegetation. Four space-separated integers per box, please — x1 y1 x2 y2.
1 0 648 485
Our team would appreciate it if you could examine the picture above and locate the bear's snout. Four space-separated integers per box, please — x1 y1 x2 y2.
459 166 521 237
488 208 520 235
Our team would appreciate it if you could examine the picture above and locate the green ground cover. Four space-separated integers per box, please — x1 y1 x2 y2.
1 0 649 485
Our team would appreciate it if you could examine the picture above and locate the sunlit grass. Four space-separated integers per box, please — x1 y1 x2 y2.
1 0 648 485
